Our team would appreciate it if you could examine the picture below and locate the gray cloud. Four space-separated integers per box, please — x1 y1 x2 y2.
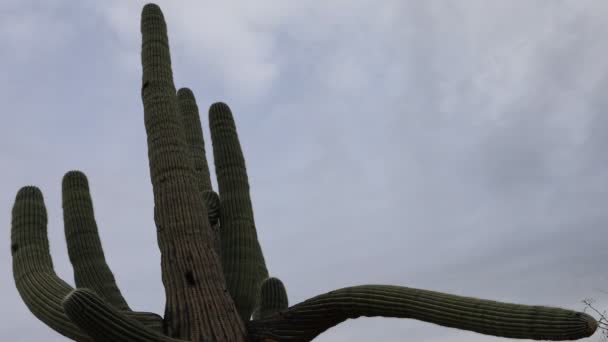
2 1 608 341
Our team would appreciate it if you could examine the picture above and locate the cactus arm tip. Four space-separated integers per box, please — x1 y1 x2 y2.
252 277 289 320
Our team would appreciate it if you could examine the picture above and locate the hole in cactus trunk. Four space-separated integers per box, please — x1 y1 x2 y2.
185 271 195 286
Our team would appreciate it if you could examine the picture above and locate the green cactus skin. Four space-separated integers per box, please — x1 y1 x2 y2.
201 189 222 254
175 87 220 227
176 88 213 194
248 285 598 341
201 189 221 226
209 102 270 322
11 186 90 341
63 288 190 342
140 4 246 341
253 277 289 320
11 186 163 341
9 2 600 342
62 170 131 310
176 88 221 252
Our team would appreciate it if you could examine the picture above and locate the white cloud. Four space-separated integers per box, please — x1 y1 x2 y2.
0 1 76 62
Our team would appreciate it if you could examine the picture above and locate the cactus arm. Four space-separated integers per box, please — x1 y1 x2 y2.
62 170 131 310
209 102 269 321
140 4 245 340
247 285 598 341
252 277 289 320
11 186 163 340
176 88 221 251
63 288 191 342
12 186 92 341
176 87 213 193
62 170 164 332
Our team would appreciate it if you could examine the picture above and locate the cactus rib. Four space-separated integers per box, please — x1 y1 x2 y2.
248 285 598 341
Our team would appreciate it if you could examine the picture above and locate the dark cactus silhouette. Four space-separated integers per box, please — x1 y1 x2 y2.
10 3 599 342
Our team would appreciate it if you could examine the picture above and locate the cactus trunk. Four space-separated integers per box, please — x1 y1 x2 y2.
140 4 246 341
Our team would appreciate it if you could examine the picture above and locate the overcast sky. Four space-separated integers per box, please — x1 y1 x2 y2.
2 1 608 341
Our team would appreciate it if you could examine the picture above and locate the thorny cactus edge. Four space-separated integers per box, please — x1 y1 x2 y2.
10 3 599 342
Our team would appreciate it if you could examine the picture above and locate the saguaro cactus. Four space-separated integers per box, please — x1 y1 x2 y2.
10 3 599 342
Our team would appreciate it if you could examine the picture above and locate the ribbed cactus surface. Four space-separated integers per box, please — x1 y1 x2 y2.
63 289 186 342
9 2 599 342
210 102 270 322
62 171 131 310
248 285 597 341
11 185 163 342
253 277 289 320
140 4 245 340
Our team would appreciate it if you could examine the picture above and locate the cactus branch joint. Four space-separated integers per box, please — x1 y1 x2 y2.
9 3 598 342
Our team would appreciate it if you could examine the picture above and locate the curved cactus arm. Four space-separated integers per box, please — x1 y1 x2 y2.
140 4 245 340
62 170 131 310
11 186 163 341
247 284 598 341
63 288 192 342
12 186 92 341
209 101 269 321
176 88 221 252
252 277 289 320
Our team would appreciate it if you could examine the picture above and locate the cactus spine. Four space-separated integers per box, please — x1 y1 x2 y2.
10 3 598 341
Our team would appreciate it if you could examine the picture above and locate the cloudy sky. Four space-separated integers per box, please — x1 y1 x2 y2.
2 1 608 341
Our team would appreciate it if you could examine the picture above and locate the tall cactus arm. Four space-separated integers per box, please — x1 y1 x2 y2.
62 170 164 332
247 285 598 341
62 170 131 310
63 288 192 342
252 277 289 320
11 186 163 341
140 4 245 340
209 102 269 321
176 88 221 252
176 87 213 194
